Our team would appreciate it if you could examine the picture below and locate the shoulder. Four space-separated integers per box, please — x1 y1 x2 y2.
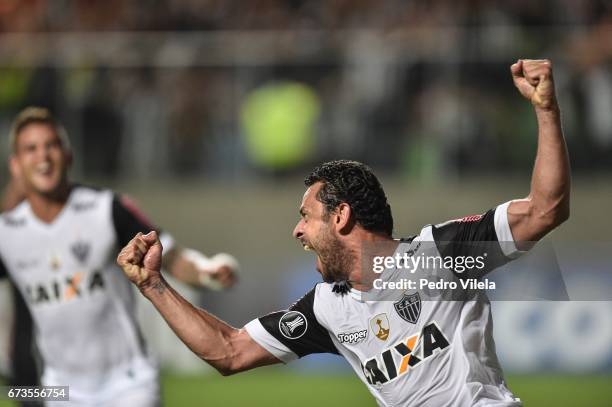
69 184 113 212
413 224 435 242
311 282 338 306
0 201 29 229
310 282 360 329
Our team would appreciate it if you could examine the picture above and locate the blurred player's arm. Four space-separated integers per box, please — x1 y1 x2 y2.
113 194 237 289
162 247 237 289
507 59 570 244
117 231 280 375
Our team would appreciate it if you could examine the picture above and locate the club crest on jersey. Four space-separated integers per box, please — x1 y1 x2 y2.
71 240 91 264
361 321 450 386
279 311 308 339
394 292 421 324
370 313 390 341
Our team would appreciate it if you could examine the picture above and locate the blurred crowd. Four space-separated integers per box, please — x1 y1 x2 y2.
1 0 611 31
0 0 610 181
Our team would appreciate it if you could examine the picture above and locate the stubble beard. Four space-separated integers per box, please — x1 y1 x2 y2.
316 229 354 284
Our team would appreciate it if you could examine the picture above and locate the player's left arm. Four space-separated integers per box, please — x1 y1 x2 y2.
113 194 237 289
507 59 571 244
161 247 238 290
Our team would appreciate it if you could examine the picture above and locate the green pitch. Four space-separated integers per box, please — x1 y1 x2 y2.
2 370 611 406
161 369 612 406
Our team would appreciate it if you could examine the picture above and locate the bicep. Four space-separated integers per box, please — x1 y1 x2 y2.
507 198 546 245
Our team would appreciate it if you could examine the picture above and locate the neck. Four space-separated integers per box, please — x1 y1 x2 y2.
27 183 71 223
346 231 395 292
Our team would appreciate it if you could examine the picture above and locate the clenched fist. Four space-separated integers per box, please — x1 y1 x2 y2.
511 59 558 111
117 231 163 289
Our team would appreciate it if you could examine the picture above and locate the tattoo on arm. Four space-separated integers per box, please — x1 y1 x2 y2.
152 280 166 294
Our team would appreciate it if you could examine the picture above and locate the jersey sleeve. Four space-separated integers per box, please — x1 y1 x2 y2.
112 194 174 251
244 285 338 363
0 256 7 279
431 201 526 278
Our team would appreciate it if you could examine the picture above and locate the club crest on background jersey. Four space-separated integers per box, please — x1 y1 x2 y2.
370 313 390 341
279 311 308 339
394 292 421 324
71 240 91 265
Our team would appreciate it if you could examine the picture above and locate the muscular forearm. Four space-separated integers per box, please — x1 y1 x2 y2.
140 277 240 374
118 231 275 375
529 106 571 227
508 59 571 242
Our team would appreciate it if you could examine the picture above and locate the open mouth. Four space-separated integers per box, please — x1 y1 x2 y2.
35 162 54 176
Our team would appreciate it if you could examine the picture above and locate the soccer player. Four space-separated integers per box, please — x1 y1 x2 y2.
118 59 570 406
0 107 239 406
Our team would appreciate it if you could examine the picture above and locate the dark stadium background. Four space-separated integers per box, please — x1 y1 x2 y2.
0 1 611 406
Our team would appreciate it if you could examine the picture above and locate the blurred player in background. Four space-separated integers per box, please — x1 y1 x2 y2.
118 59 570 406
0 107 238 406
1 165 41 407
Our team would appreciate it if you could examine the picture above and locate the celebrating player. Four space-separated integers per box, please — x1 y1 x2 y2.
118 59 569 406
0 107 238 406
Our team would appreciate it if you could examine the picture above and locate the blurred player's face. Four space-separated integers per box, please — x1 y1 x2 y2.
293 183 352 283
10 123 71 197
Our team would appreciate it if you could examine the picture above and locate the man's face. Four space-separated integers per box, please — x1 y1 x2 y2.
293 182 351 283
10 123 70 197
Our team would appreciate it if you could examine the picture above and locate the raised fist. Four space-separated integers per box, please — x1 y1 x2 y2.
117 231 163 289
511 59 558 111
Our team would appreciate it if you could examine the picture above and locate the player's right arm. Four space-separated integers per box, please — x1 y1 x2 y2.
117 231 280 375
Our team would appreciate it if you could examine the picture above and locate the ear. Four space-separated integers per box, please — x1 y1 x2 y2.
9 155 21 179
334 203 353 233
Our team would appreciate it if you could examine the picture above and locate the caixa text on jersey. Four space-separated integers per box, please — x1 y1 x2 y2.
24 270 105 305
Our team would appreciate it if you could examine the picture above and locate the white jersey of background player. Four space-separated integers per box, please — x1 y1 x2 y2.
118 59 570 406
0 107 238 406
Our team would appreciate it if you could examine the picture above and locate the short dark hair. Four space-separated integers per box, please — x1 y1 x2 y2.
305 160 393 236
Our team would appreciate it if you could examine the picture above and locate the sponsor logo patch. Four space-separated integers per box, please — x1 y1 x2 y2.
337 329 368 344
3 216 25 227
458 214 483 223
72 201 97 212
279 311 308 339
361 321 450 386
24 270 106 305
370 313 390 341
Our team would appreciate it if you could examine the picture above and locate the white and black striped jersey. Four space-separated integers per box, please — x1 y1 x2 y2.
246 202 524 407
0 185 174 403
